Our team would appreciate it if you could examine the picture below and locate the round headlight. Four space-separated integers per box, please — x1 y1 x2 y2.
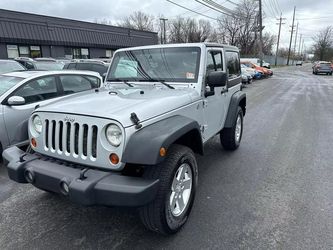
32 115 42 133
106 124 122 147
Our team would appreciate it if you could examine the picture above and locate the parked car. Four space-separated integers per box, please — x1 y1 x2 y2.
312 61 332 75
241 64 262 79
295 61 303 66
0 60 26 74
0 70 102 158
63 61 109 78
241 61 273 77
14 57 64 71
3 42 246 234
241 69 252 84
240 58 270 69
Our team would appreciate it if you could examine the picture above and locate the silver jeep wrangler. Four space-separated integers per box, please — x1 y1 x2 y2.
3 43 246 234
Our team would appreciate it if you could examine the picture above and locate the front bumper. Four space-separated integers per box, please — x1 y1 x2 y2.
3 147 159 207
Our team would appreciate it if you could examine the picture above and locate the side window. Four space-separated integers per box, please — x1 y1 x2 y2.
77 63 92 71
213 52 223 71
13 76 58 104
67 63 76 69
226 51 241 78
92 64 107 75
59 75 99 94
25 62 35 70
206 52 215 72
85 76 101 88
206 51 223 73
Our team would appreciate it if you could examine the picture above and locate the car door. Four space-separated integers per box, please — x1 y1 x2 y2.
202 49 228 140
2 75 60 146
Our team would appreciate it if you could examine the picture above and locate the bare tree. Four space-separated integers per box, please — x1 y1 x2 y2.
168 17 214 43
313 26 333 61
216 0 275 56
119 11 155 32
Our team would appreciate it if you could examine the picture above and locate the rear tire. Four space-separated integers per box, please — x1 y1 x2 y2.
139 144 198 235
220 106 243 150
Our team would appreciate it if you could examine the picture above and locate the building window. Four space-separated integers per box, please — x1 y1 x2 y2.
6 44 41 58
19 46 30 57
65 47 90 59
106 49 114 58
7 45 19 58
30 46 41 58
81 48 89 59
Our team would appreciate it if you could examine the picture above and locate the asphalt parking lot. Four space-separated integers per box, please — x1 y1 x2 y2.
1 64 332 249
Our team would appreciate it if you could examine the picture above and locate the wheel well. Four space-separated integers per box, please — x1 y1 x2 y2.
173 129 203 155
239 97 246 116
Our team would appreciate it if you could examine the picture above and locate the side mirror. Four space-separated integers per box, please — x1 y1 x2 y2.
207 71 227 88
7 96 25 106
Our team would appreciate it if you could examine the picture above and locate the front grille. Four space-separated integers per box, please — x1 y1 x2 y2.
44 119 98 160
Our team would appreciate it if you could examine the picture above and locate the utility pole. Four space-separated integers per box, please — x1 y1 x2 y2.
298 33 302 57
275 13 285 66
159 18 168 44
292 22 299 65
258 0 263 67
301 39 305 60
287 6 296 65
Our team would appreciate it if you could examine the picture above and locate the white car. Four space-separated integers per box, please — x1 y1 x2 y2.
4 43 246 234
0 70 102 157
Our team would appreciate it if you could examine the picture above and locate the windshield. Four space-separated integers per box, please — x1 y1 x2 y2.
107 47 201 83
35 62 64 70
0 61 25 74
0 76 23 96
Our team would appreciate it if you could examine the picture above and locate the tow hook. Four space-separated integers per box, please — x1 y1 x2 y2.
79 167 90 180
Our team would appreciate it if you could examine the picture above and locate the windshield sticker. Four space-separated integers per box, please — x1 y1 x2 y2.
186 72 195 79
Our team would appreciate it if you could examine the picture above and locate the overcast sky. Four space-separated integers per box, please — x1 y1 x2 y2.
1 0 332 51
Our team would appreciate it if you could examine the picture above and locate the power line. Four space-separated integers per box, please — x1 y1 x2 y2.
225 0 239 6
272 0 282 16
166 0 220 21
194 0 235 17
195 0 255 19
263 0 279 18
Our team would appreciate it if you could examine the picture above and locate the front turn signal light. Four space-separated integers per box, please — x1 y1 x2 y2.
109 153 119 165
31 138 37 148
159 147 167 157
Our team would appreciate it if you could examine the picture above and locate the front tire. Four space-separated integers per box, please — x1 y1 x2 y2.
220 106 244 150
139 144 198 235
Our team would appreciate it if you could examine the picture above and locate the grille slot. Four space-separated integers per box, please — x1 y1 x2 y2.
44 119 98 160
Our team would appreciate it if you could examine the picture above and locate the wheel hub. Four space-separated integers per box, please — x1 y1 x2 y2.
169 163 193 217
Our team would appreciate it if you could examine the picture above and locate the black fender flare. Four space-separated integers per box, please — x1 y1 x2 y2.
224 91 246 128
122 115 203 165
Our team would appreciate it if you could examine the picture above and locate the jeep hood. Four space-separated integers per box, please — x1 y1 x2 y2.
36 87 200 127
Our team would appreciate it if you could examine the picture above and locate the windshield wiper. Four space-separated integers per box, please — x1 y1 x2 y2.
107 78 134 87
139 79 175 89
